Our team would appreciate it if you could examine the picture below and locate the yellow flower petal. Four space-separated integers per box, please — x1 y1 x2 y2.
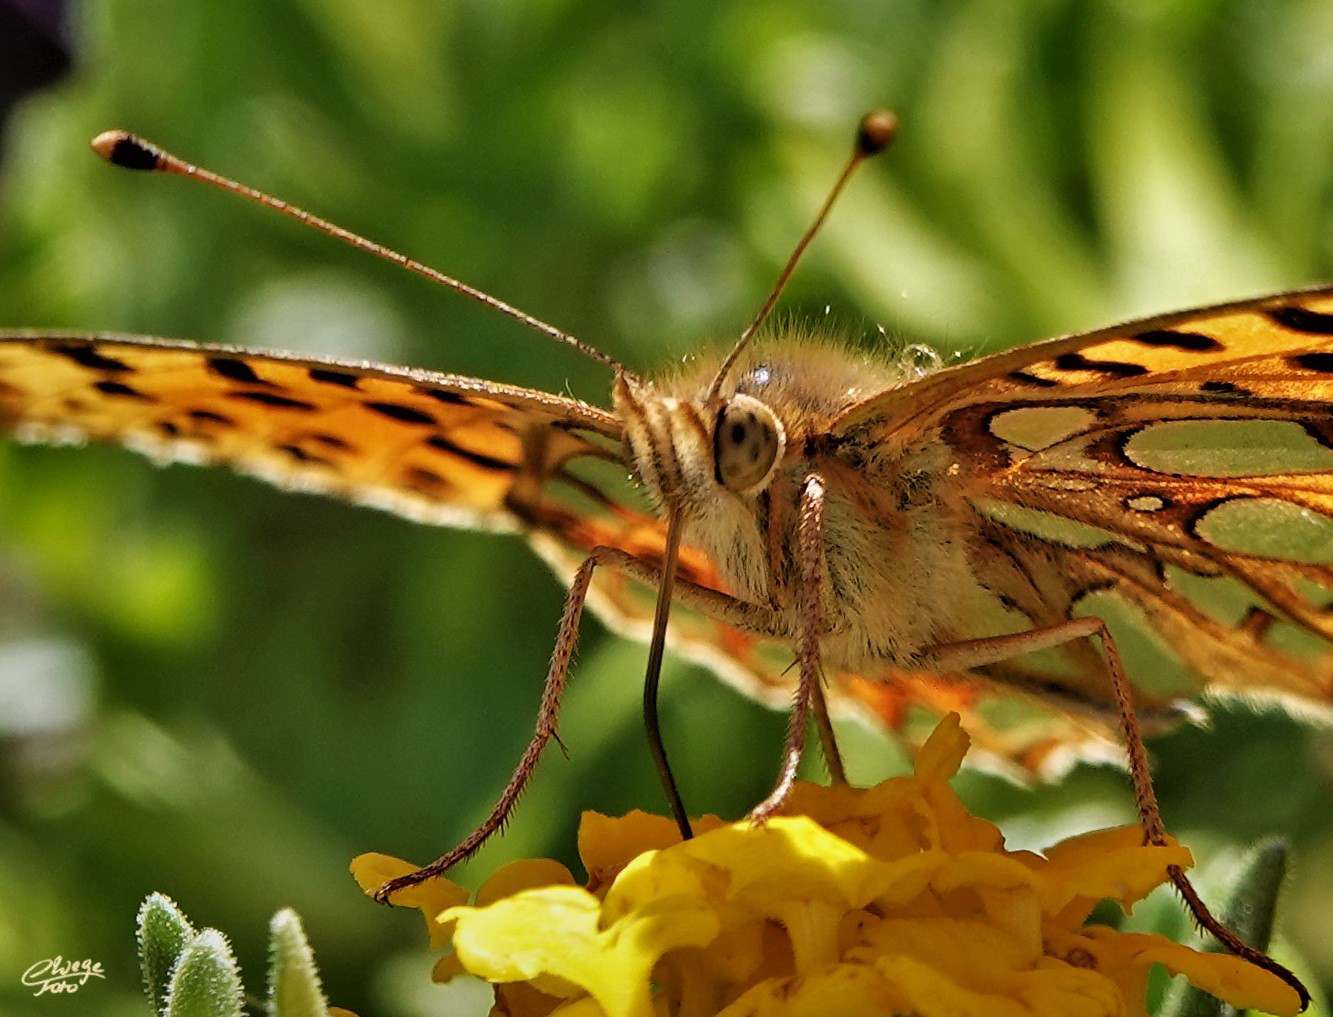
1076 927 1304 1017
547 998 609 1017
444 884 719 1017
614 818 881 913
429 952 467 984
919 781 1007 854
858 915 1041 981
579 809 727 893
783 767 1003 860
714 963 902 1017
879 952 1125 1017
1041 825 1193 925
477 858 576 906
606 818 887 975
930 853 1044 960
493 979 570 1017
913 711 969 782
579 810 683 877
348 853 469 949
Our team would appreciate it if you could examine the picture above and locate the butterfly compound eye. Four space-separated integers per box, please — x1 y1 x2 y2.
713 394 786 494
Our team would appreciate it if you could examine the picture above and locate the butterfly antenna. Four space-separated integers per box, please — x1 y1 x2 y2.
89 130 627 374
706 111 897 404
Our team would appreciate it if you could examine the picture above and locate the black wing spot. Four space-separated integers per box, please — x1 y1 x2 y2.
1200 380 1243 394
230 391 317 411
365 401 437 426
1289 352 1333 374
1270 305 1333 336
1130 329 1223 352
93 379 153 401
275 443 333 467
1051 353 1149 377
1007 371 1059 388
418 387 469 406
1239 606 1277 640
308 432 351 451
188 409 236 426
309 367 361 389
52 344 133 372
208 356 276 387
425 434 511 472
403 466 451 493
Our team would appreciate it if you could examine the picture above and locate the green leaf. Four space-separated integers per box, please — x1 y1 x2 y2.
267 908 330 1017
137 893 196 1015
1157 839 1290 1017
163 929 245 1017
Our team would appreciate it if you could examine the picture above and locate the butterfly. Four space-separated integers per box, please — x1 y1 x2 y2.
8 285 1332 773
0 117 1327 1000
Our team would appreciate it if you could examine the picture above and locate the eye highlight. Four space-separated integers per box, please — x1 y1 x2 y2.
713 393 786 494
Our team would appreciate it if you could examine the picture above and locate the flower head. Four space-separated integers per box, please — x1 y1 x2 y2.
352 714 1302 1017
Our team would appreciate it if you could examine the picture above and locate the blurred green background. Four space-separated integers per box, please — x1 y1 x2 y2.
0 0 1331 1014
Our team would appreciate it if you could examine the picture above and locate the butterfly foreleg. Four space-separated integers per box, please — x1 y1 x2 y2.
750 473 843 822
916 619 1308 1004
577 545 782 636
373 549 605 902
374 542 785 902
810 664 846 784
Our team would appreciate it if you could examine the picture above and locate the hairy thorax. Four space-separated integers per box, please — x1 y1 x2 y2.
615 330 988 671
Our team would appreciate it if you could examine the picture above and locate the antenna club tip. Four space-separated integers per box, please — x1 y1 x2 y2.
856 110 898 156
90 130 163 171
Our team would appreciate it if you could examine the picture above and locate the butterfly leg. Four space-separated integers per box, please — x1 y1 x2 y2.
918 618 1309 1008
374 542 784 902
373 548 605 902
812 673 847 784
585 535 852 822
750 473 832 820
918 618 1165 840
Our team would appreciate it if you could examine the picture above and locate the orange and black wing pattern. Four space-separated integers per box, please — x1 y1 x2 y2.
830 286 1333 773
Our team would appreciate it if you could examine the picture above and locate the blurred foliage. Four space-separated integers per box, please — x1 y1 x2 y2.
0 0 1330 1015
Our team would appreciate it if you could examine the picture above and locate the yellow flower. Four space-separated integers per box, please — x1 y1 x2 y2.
349 852 470 949
352 714 1302 1017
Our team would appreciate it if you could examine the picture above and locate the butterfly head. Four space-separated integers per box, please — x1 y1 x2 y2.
614 372 787 517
